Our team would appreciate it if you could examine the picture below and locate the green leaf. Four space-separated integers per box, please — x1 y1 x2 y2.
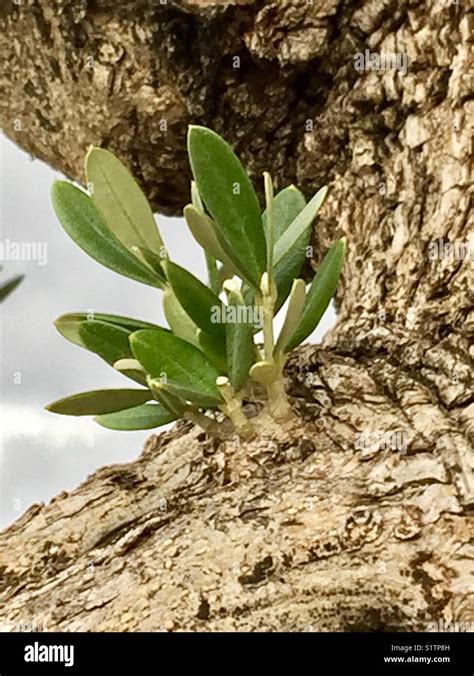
0 274 24 303
157 380 218 408
273 186 328 267
187 126 266 287
95 402 175 430
263 185 306 242
131 328 223 408
270 187 316 313
197 330 228 373
135 247 167 283
286 238 346 352
113 358 147 386
86 147 164 256
46 388 153 416
163 287 200 346
163 260 225 338
241 185 309 317
54 312 160 349
79 320 133 365
274 279 306 355
51 182 163 288
75 319 151 385
206 254 220 296
147 380 188 418
80 321 150 385
263 172 275 273
219 263 235 286
191 180 204 212
225 287 255 391
183 205 237 274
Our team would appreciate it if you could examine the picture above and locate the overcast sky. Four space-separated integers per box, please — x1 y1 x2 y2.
0 133 336 530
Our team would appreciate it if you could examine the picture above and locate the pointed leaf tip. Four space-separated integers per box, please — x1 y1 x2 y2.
46 388 153 416
187 125 266 287
85 146 165 257
285 237 346 352
51 182 162 288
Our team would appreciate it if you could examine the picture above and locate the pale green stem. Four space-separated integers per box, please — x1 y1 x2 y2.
258 273 277 362
266 362 292 420
262 294 275 361
217 377 255 439
256 274 292 420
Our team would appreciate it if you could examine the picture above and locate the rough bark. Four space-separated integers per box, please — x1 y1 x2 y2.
0 0 473 631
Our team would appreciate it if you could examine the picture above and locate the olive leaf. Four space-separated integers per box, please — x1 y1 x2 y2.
184 205 237 275
263 185 306 242
190 181 220 295
286 238 346 351
86 147 165 256
242 185 310 317
163 287 200 346
95 402 175 431
46 388 153 416
113 359 147 386
0 273 24 303
78 320 150 384
273 186 328 267
163 260 225 339
274 279 306 356
225 285 255 391
136 248 167 281
49 126 346 437
51 182 163 288
155 380 217 409
147 380 188 418
54 312 160 349
188 125 266 287
79 321 134 364
130 328 223 408
267 186 309 312
197 330 228 373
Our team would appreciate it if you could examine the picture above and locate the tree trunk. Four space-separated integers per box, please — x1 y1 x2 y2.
0 0 472 631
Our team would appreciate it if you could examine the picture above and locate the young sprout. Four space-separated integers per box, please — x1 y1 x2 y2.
46 126 346 440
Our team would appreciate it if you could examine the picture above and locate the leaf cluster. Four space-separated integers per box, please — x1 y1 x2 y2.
47 127 345 436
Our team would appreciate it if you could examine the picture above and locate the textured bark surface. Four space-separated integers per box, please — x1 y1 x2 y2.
0 0 473 631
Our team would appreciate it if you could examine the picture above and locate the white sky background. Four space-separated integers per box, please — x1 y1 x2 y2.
0 133 336 530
